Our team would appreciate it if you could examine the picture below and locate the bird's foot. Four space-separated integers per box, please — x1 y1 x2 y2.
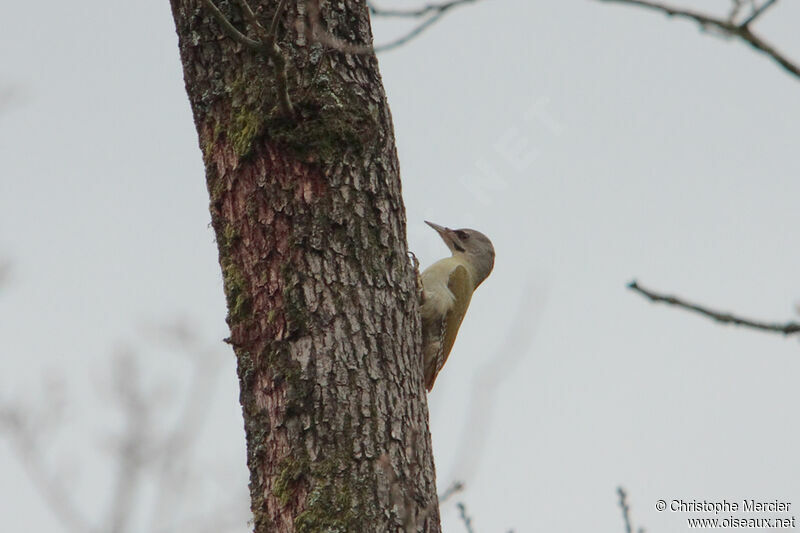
408 251 424 304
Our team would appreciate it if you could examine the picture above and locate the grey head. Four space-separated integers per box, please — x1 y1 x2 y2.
425 221 495 287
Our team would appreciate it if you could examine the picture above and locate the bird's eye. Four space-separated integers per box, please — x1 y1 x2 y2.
455 230 469 240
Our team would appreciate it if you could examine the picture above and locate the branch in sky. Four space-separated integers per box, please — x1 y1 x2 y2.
368 0 483 52
596 0 799 81
617 487 646 533
628 280 800 336
740 0 779 26
369 0 478 18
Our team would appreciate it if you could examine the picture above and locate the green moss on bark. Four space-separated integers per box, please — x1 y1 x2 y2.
294 456 373 533
230 104 265 158
216 221 251 325
264 76 380 163
274 454 311 506
221 261 251 325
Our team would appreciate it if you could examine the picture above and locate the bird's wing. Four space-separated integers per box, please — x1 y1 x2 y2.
426 264 473 389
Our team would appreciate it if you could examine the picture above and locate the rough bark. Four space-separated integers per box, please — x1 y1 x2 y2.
168 1 439 532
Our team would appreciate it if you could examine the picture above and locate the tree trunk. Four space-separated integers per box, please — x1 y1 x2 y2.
168 1 440 531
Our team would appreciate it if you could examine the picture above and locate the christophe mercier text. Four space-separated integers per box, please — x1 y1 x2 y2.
671 500 791 513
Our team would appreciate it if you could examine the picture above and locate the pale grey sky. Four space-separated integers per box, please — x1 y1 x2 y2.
2 1 800 532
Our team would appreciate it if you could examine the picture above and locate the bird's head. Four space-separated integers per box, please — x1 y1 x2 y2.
425 221 495 286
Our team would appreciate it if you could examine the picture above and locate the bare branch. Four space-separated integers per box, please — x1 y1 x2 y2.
237 0 287 48
267 0 288 44
596 0 800 81
598 0 734 27
456 502 475 533
249 0 293 118
200 0 263 50
267 41 294 117
201 0 294 116
727 1 749 23
368 0 476 18
741 0 779 26
438 480 464 503
628 280 800 335
374 12 448 53
305 0 483 55
368 0 483 52
618 487 634 533
238 0 268 36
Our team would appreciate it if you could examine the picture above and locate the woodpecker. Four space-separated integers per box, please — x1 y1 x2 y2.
419 221 495 391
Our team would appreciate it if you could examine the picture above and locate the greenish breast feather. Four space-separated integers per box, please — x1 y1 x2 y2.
420 257 477 390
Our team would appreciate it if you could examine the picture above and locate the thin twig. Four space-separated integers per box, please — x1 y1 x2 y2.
456 502 475 533
596 0 800 80
369 0 481 52
368 0 476 18
741 0 778 26
628 280 800 335
727 0 746 23
618 487 633 533
268 0 288 44
374 11 448 53
200 0 263 49
267 43 294 117
239 0 268 36
201 0 294 116
438 480 464 503
306 0 483 54
264 0 293 116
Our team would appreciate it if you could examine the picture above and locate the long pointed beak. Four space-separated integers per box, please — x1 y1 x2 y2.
424 221 448 234
425 220 459 252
